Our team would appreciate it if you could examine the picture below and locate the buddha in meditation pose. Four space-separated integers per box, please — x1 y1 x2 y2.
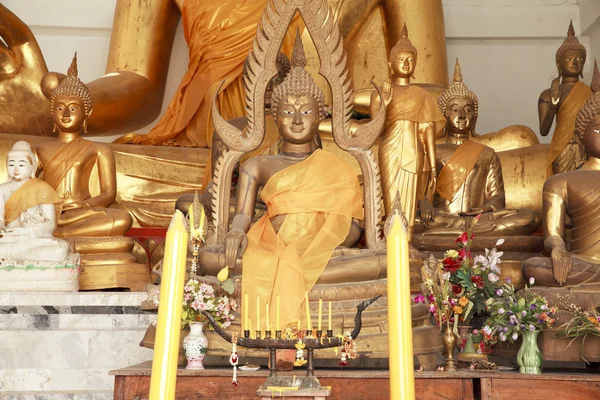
34 54 148 290
415 60 541 236
370 24 445 238
0 141 79 291
539 21 591 175
524 62 600 287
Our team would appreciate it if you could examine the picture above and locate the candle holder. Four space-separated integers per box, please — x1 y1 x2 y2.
306 329 312 338
244 330 250 338
265 330 272 339
256 330 262 340
316 330 323 338
202 294 381 389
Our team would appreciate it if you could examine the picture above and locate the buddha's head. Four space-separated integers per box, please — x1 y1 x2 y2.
264 52 291 110
438 59 478 136
576 60 600 158
271 32 326 145
389 23 417 79
556 21 586 78
7 141 36 182
50 53 93 134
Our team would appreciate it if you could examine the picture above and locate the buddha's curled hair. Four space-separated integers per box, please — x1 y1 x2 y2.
50 52 93 117
556 20 586 65
437 58 479 117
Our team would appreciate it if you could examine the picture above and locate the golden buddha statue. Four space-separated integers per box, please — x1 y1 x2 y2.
539 21 591 175
195 0 441 367
415 60 541 236
34 54 150 291
370 24 445 238
524 61 600 288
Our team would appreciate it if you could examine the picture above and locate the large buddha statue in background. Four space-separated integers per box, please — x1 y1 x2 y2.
538 21 591 175
524 62 600 288
34 54 150 291
370 24 445 238
415 60 542 236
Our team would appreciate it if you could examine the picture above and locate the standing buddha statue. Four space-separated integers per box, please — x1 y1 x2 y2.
370 24 445 238
538 21 591 175
524 61 600 288
34 54 150 291
415 60 541 236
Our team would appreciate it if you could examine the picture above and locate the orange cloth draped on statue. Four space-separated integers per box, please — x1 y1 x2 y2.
436 140 485 201
379 85 445 221
114 0 302 148
547 81 591 172
241 150 363 333
4 178 63 225
43 138 92 190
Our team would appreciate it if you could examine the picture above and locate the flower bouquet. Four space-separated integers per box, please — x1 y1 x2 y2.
554 305 600 362
482 279 556 374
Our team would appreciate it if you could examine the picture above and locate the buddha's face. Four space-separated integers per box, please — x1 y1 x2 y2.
389 50 416 78
558 49 585 77
276 94 320 144
444 98 476 134
53 94 87 133
582 116 600 159
7 153 33 182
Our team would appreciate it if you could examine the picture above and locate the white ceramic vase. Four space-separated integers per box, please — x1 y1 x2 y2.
183 322 209 370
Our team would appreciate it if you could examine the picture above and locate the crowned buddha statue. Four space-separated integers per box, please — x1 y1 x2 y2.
34 54 150 291
414 60 542 237
0 141 80 292
539 21 591 175
194 0 442 368
370 23 445 239
524 61 600 290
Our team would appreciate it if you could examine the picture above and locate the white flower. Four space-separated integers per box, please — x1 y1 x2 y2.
474 254 488 270
495 238 505 247
512 331 518 340
529 277 535 286
488 273 499 283
442 272 451 281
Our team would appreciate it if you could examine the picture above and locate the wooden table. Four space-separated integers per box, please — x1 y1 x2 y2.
111 361 476 400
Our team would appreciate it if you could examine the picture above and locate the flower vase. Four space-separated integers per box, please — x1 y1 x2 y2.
457 325 473 350
183 322 209 370
442 324 458 372
516 329 542 374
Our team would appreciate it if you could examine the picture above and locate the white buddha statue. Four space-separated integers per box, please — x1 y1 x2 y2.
0 141 80 292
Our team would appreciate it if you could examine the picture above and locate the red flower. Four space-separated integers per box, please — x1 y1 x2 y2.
456 232 469 245
442 257 461 273
471 275 484 288
458 248 472 260
452 284 463 295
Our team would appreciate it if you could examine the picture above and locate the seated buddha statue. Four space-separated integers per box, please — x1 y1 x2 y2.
539 21 591 175
414 60 542 236
524 61 600 288
34 54 150 291
369 23 445 239
0 141 80 292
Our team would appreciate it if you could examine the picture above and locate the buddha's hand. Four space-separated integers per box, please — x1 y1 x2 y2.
459 208 484 217
225 228 248 271
550 77 561 106
418 199 435 227
551 246 571 286
62 201 87 212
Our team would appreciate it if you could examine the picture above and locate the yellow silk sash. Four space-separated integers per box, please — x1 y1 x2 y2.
436 140 486 201
548 81 591 170
4 178 63 225
43 138 92 190
384 85 445 133
241 149 363 333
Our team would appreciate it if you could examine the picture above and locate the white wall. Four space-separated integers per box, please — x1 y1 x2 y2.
1 0 599 143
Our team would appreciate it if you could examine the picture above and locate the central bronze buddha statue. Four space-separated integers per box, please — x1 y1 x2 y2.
415 60 541 236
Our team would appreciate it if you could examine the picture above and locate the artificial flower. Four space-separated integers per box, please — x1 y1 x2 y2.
452 306 464 315
471 275 485 288
442 257 461 273
452 284 463 295
459 297 469 307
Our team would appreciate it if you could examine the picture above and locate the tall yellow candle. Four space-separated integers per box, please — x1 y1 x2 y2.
276 295 280 332
266 302 270 331
386 214 415 400
318 299 323 331
244 292 249 332
305 291 312 331
256 296 261 336
149 211 188 400
328 301 332 331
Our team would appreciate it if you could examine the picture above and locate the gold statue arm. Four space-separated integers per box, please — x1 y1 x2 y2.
542 182 572 285
538 88 558 137
86 145 118 208
45 0 181 135
354 89 375 115
0 4 46 72
420 121 437 202
341 219 363 247
483 152 506 212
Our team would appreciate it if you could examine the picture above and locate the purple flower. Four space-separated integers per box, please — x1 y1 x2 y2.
530 304 537 310
528 324 536 331
509 315 518 325
427 294 435 303
495 288 504 296
522 311 527 317
529 277 535 286
502 327 509 333
505 278 512 284
414 294 426 304
498 308 505 315
449 298 457 307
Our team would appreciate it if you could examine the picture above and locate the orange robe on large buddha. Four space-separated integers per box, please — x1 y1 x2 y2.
241 150 363 333
115 1 301 149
